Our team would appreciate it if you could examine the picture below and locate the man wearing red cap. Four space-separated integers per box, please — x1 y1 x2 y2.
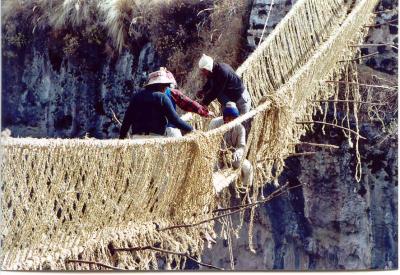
119 68 193 139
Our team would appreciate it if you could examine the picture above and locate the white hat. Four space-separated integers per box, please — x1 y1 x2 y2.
198 54 214 72
225 102 237 108
145 67 173 86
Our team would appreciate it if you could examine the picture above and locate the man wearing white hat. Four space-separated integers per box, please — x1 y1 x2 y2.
197 54 251 115
119 68 193 139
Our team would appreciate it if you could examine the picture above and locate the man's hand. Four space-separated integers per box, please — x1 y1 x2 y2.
232 151 241 162
207 111 216 118
180 113 193 122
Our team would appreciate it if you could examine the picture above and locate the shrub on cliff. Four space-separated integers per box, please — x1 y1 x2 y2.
2 0 251 93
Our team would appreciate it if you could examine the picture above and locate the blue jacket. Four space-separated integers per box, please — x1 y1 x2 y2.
119 88 193 138
165 88 177 128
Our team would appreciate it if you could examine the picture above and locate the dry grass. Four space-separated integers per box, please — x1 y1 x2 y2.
2 0 251 96
98 0 155 52
181 0 251 95
146 0 251 96
2 0 155 51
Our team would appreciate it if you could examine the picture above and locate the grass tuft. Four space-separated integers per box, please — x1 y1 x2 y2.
2 0 252 96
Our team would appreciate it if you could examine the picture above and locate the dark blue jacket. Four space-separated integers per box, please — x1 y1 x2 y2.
202 62 245 106
119 89 193 138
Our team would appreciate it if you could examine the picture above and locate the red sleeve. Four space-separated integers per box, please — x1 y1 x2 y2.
170 89 210 117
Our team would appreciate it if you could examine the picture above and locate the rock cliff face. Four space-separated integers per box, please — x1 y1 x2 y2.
2 34 159 138
246 0 398 75
1 0 397 271
201 122 397 270
363 0 398 75
246 0 298 50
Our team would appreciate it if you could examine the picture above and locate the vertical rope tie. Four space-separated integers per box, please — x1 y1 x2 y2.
258 0 275 47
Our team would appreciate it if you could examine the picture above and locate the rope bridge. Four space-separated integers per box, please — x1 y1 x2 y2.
0 0 379 270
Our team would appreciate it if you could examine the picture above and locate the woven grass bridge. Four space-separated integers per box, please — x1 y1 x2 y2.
0 0 380 270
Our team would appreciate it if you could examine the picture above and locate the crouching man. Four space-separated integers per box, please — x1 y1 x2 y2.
197 54 251 115
119 68 193 139
208 102 253 188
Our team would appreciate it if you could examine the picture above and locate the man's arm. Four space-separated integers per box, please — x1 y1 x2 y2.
119 100 134 139
202 70 228 106
200 79 212 95
233 125 246 161
161 93 193 133
170 89 210 117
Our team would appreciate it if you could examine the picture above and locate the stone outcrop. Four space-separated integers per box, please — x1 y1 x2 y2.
363 0 398 75
201 119 397 270
246 0 398 75
246 0 298 50
2 32 159 138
